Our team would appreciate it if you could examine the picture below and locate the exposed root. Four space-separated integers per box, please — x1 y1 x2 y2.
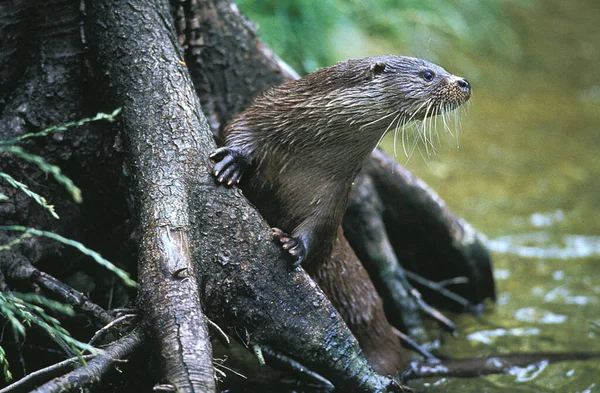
0 355 96 393
30 327 144 393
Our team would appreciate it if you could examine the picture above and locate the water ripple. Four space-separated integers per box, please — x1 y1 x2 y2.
486 232 600 259
467 327 541 344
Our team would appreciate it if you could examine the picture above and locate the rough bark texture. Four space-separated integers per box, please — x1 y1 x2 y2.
306 228 410 375
177 0 298 139
86 0 216 391
32 328 144 393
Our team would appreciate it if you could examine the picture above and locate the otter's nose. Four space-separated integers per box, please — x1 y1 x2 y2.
456 78 470 92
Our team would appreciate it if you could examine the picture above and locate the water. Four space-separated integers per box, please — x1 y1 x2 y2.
373 1 600 391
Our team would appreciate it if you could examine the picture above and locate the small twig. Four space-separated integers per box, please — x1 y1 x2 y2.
153 384 176 392
214 367 226 379
391 327 439 362
436 276 469 287
30 327 144 393
410 288 456 335
87 314 137 347
111 308 138 316
0 355 96 393
404 270 472 310
252 344 265 366
207 318 230 346
260 345 334 391
30 269 114 326
213 358 247 380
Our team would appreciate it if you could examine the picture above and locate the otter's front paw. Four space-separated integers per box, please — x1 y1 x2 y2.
210 147 248 185
271 228 305 267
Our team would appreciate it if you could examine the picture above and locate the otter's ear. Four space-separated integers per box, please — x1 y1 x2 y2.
370 62 387 77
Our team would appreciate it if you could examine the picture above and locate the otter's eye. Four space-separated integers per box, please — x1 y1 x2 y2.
422 70 435 82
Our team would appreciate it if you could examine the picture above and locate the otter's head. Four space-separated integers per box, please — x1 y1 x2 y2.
366 55 471 121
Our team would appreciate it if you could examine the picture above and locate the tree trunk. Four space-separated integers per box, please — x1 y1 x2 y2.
0 0 494 392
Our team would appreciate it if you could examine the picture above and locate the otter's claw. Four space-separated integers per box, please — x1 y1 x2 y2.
272 228 306 267
210 147 248 185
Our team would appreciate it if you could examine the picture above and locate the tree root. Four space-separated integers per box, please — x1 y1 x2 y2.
30 328 143 393
0 355 97 393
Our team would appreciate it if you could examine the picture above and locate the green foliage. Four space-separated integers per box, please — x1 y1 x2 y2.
0 109 133 382
0 111 134 287
0 172 59 218
0 291 100 382
237 0 339 74
237 0 520 73
0 346 11 382
0 226 137 288
0 109 122 212
0 108 121 147
2 146 82 204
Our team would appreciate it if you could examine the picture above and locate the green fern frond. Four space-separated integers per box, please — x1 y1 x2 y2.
0 346 12 382
0 108 121 146
0 226 137 288
0 147 82 203
0 172 59 218
0 291 100 375
15 293 76 316
0 109 122 206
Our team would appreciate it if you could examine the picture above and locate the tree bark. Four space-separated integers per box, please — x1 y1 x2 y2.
0 0 495 392
86 0 217 391
178 0 297 139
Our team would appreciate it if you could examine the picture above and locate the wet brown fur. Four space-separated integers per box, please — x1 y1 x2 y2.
215 55 470 374
222 56 470 266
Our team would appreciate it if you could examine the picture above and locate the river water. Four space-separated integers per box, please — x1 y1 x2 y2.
372 2 600 392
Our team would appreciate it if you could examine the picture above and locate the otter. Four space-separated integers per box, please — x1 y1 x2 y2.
211 55 471 267
210 56 600 380
210 55 470 375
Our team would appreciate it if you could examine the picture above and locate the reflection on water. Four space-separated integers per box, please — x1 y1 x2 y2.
508 361 549 383
513 308 567 324
487 232 600 259
467 328 541 345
